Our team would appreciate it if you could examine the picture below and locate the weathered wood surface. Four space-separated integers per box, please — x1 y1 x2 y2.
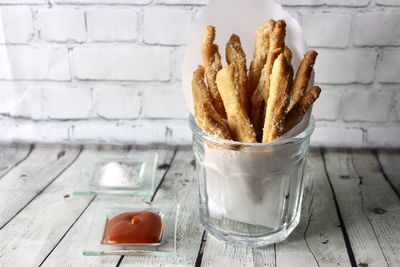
324 149 400 267
0 144 32 178
0 145 81 230
377 150 400 195
0 145 400 267
275 149 350 267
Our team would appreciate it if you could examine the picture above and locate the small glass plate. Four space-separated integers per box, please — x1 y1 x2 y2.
83 197 179 256
74 152 158 196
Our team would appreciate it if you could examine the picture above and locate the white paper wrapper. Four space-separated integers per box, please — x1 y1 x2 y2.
184 0 313 228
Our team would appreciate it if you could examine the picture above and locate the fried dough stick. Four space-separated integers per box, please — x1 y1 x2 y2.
250 48 282 141
251 20 286 140
262 53 291 143
287 50 318 112
284 86 321 134
216 64 257 142
192 65 232 140
248 20 275 99
202 25 226 118
226 34 249 116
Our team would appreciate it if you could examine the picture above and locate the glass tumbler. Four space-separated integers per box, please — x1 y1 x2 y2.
189 114 315 247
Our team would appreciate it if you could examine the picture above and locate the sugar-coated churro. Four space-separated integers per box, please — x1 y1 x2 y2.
284 86 321 134
226 34 250 116
250 47 282 141
248 20 275 100
262 53 291 143
193 21 322 143
216 64 257 142
192 65 232 140
287 50 318 112
202 25 226 118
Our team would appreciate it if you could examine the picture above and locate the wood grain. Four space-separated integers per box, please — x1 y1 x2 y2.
0 144 32 178
276 149 350 267
377 150 400 195
0 145 81 229
324 149 400 267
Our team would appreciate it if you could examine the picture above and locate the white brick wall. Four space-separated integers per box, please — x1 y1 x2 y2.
354 11 400 46
0 8 34 44
94 85 141 119
143 8 193 45
0 0 398 148
378 49 400 83
37 9 86 43
87 10 139 42
302 13 351 48
0 47 70 80
315 49 377 84
73 47 170 81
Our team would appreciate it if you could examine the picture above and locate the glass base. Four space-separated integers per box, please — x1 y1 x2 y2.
199 206 302 247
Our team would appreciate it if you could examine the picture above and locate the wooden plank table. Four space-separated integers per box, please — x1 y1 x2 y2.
0 144 399 267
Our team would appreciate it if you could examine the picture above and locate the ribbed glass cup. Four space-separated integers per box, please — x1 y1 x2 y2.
189 114 315 247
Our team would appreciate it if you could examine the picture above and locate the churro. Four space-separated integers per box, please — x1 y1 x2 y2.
192 21 322 143
284 86 320 134
202 25 226 118
226 34 250 116
248 20 275 99
250 47 282 141
192 65 232 140
216 64 257 142
287 50 318 112
262 53 291 143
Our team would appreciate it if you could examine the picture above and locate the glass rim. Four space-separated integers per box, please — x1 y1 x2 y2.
188 113 315 147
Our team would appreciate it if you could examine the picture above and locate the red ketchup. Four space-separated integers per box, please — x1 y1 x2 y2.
103 211 162 244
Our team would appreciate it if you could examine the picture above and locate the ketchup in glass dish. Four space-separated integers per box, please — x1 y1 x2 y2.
103 211 163 244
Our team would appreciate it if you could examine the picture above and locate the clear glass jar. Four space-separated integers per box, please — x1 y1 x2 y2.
189 114 315 247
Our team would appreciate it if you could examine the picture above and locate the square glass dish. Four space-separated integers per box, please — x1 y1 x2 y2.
74 152 158 196
83 198 179 256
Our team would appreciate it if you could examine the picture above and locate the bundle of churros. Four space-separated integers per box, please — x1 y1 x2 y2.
192 19 321 143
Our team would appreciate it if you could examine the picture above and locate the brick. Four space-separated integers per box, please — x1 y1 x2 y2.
315 49 377 84
0 87 42 119
355 12 400 46
172 47 185 80
142 86 187 118
94 85 141 119
143 9 192 45
376 0 400 6
274 0 323 6
42 86 92 119
73 47 170 81
71 120 191 145
0 0 45 3
342 91 392 122
378 49 400 83
37 9 85 42
0 120 68 143
312 90 341 120
87 10 139 42
0 8 33 44
367 128 400 147
325 0 369 6
0 47 70 80
155 0 208 4
311 127 363 147
55 0 151 4
302 13 351 48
